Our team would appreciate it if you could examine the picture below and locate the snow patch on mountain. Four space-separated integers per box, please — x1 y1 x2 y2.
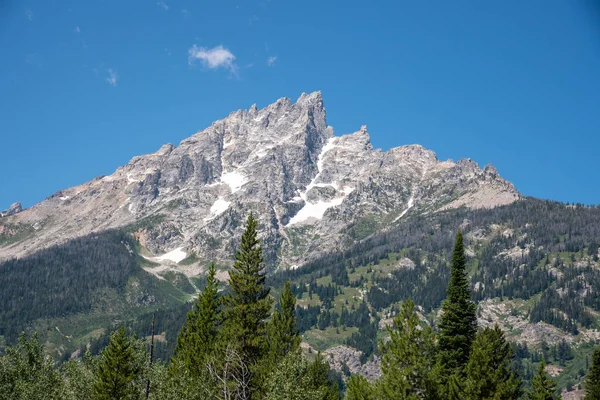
286 137 354 225
394 196 415 222
155 247 187 263
205 197 231 221
300 137 338 200
288 197 345 225
0 91 520 264
221 171 247 193
127 173 140 184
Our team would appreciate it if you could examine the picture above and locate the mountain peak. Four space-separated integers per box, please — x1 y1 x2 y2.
0 91 519 265
0 202 22 217
297 91 323 104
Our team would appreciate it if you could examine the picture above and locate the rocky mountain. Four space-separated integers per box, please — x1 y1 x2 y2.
1 92 598 397
0 92 518 275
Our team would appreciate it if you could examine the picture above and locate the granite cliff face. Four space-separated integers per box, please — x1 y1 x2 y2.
0 92 519 272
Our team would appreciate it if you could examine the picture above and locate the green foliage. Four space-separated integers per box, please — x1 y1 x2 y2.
3 204 600 397
224 212 274 396
0 333 63 400
528 358 561 400
149 360 216 400
93 326 142 400
0 231 140 343
123 214 166 234
585 346 600 399
377 299 440 400
305 352 341 400
438 231 478 382
0 222 34 246
61 350 97 400
265 351 339 400
85 302 192 363
173 262 221 377
267 280 301 365
464 326 522 399
345 375 376 400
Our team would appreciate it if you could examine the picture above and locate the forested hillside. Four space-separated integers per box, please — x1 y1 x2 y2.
0 230 190 353
2 213 600 399
2 198 600 395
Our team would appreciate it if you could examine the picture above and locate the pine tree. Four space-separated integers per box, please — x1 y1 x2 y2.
527 358 561 400
585 346 600 400
464 326 522 399
377 299 440 399
268 280 301 365
224 212 274 398
438 230 477 388
346 375 376 400
174 262 221 377
93 326 141 400
306 353 340 400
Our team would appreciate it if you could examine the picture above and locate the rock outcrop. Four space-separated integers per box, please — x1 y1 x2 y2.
0 92 519 270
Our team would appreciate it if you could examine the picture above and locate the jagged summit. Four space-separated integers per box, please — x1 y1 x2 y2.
0 202 23 217
0 92 519 269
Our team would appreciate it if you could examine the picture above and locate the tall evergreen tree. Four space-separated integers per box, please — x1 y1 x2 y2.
438 230 477 388
377 299 440 400
464 326 522 400
268 280 301 364
224 212 273 398
93 326 141 400
174 262 221 377
527 358 561 400
585 346 600 400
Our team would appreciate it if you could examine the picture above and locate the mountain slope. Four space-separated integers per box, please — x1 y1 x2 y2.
0 92 598 395
0 230 191 355
0 92 518 273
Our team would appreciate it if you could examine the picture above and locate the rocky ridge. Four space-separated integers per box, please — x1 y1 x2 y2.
0 92 519 272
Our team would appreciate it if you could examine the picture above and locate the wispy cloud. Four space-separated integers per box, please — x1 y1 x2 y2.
75 26 81 33
157 1 169 11
181 9 190 17
105 69 118 86
267 56 277 66
188 45 237 75
25 8 34 21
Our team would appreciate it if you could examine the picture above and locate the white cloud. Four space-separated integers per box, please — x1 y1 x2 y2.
188 45 237 74
157 1 169 11
25 8 33 21
267 56 277 66
181 9 189 17
75 26 81 33
105 69 118 86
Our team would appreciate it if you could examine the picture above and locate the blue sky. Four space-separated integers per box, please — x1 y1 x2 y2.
1 0 599 210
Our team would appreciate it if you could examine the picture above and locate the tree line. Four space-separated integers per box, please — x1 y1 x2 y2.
1 215 600 399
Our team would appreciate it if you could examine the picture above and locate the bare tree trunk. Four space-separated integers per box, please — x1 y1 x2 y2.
208 345 251 400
